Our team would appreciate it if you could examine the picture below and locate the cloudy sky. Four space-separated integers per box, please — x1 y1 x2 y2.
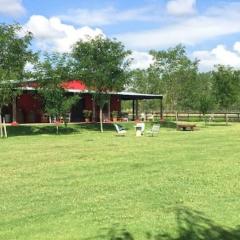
1 0 240 71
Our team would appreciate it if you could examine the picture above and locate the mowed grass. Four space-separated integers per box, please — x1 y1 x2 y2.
0 122 240 239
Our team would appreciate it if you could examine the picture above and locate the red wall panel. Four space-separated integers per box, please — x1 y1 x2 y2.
17 93 42 123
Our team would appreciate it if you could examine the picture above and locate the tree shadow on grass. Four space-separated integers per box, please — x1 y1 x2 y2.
80 123 131 132
79 123 115 132
160 121 177 129
92 208 240 240
5 123 132 137
208 123 230 127
6 125 81 137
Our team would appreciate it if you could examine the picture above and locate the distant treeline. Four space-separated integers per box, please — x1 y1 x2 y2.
127 45 240 120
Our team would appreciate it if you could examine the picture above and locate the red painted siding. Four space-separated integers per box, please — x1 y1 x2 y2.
111 96 121 112
17 93 42 123
15 91 122 123
84 94 93 110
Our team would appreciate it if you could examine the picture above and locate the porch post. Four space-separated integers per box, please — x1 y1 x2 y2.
108 97 111 121
92 98 96 122
136 99 139 120
160 98 163 120
12 97 17 123
132 100 135 121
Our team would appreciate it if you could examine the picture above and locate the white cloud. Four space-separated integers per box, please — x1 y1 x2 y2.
0 0 25 17
193 44 240 72
233 41 240 54
117 2 240 50
166 0 196 16
59 6 158 26
23 15 105 52
129 51 154 69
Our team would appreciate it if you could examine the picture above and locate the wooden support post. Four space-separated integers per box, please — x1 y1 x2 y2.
160 98 163 120
132 100 135 121
0 114 3 138
108 98 111 121
136 100 139 120
92 98 96 122
12 97 17 123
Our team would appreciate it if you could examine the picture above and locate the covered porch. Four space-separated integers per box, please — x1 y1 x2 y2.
117 92 163 121
6 89 163 124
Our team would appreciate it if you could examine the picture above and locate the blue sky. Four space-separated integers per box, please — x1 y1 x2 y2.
1 0 240 71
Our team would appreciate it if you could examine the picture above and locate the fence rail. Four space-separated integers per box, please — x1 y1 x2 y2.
126 112 240 122
163 112 240 122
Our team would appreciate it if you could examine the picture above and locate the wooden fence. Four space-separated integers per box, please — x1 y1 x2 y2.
164 112 240 122
127 112 240 122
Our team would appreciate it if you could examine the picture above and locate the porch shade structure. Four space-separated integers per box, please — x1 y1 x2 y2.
13 80 163 123
115 91 163 121
64 89 164 121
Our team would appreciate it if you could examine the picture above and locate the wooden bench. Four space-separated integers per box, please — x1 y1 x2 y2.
177 124 196 131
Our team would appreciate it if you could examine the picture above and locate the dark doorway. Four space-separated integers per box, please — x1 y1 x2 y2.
71 98 84 122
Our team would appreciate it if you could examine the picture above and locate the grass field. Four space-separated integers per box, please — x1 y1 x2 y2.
0 122 240 239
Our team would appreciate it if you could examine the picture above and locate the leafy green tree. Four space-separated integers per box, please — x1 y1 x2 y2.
212 65 240 125
129 69 151 93
34 53 79 133
233 70 240 109
126 69 162 112
0 23 35 137
196 72 216 126
149 44 199 121
72 36 131 132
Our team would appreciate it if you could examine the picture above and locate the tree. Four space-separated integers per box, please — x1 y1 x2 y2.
0 23 35 137
72 36 131 132
233 70 240 109
196 72 216 126
149 45 199 121
128 69 151 93
34 53 79 134
126 69 165 112
212 65 240 125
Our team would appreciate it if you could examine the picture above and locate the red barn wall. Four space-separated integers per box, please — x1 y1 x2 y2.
111 95 121 112
15 92 122 123
83 94 93 110
16 93 43 123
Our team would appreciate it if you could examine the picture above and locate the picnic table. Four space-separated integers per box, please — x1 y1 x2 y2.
177 123 196 131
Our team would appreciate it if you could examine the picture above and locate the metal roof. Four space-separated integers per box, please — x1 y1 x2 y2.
21 87 163 100
19 79 163 100
115 91 163 100
64 88 162 99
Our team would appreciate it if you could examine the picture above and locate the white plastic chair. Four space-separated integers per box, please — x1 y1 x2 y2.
114 124 127 136
146 124 160 136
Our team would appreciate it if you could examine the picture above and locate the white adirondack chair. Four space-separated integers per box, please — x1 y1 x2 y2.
146 124 160 136
114 124 127 136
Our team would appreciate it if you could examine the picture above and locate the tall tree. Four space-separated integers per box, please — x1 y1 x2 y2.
196 72 216 126
0 23 35 137
149 45 199 121
212 65 240 125
128 69 151 93
72 36 131 132
127 69 162 112
34 53 79 133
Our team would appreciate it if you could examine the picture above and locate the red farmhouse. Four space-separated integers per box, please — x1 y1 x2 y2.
3 80 163 124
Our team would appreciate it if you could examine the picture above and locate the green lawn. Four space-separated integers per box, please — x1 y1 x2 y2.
0 122 240 239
